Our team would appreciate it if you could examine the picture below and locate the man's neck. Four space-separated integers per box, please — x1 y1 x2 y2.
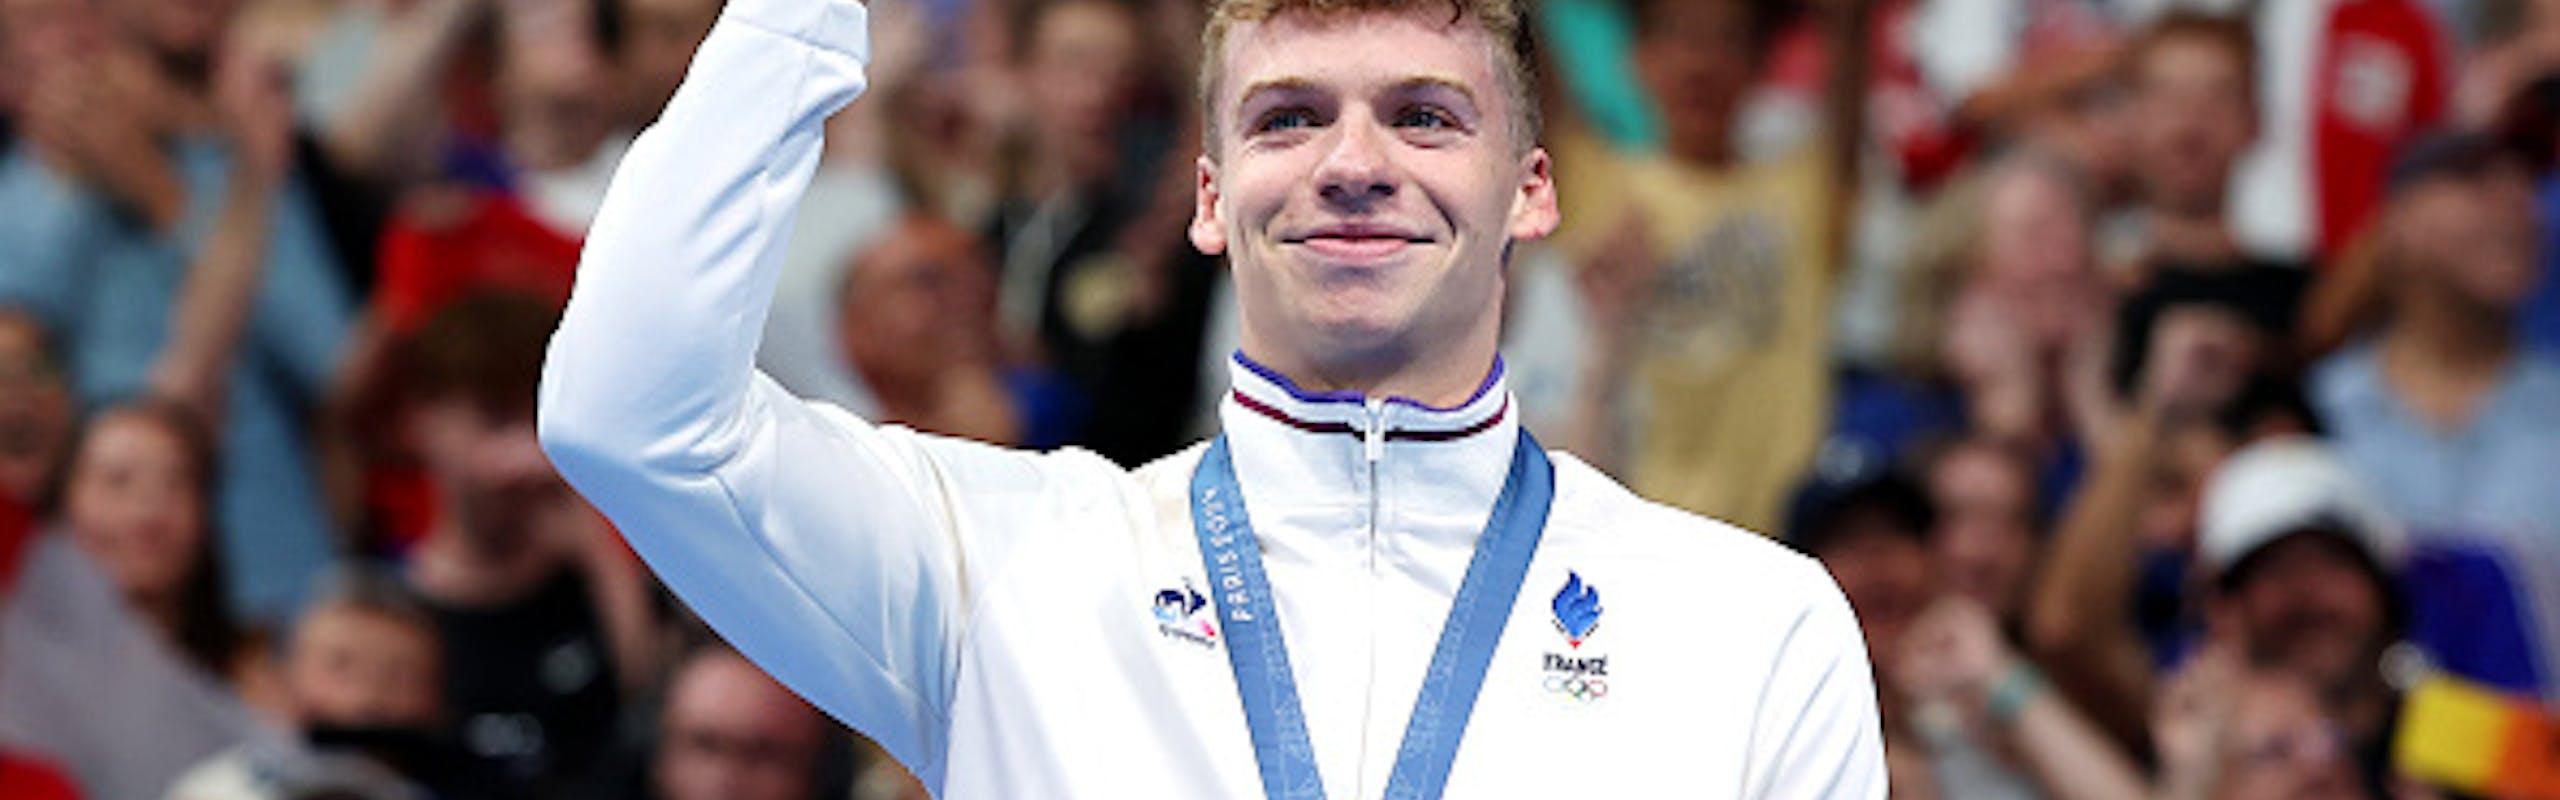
1240 330 1501 409
2144 208 2242 266
2380 294 2516 428
407 516 562 609
1666 134 1738 172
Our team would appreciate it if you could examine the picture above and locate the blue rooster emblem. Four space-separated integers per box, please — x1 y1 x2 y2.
1552 571 1603 648
1154 583 1207 625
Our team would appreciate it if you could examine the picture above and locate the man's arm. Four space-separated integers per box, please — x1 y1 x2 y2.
538 0 1065 785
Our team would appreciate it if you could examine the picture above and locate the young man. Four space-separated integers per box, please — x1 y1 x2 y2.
651 646 836 800
403 293 660 797
539 0 1884 795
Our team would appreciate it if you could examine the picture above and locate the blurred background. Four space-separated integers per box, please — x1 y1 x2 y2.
0 0 2556 797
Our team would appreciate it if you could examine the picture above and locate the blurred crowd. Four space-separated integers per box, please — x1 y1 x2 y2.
0 0 2556 797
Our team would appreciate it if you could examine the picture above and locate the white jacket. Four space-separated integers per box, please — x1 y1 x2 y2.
536 0 1886 796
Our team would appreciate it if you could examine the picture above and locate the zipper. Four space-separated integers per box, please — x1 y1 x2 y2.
1354 397 1387 798
1363 397 1387 563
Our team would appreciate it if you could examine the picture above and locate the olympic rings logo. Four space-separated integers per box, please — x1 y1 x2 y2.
1543 674 1609 702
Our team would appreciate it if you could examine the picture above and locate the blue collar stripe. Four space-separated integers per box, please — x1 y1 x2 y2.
1191 430 1554 800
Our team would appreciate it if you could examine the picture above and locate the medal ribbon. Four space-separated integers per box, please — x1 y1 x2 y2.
1190 429 1554 799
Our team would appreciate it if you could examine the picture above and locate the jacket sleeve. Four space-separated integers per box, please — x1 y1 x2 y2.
1743 559 1889 799
536 0 1039 786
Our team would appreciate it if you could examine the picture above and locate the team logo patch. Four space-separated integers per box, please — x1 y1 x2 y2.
1552 571 1602 647
1152 579 1219 649
1542 571 1610 703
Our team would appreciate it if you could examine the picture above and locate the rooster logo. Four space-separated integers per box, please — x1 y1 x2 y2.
1154 583 1206 625
1552 571 1603 648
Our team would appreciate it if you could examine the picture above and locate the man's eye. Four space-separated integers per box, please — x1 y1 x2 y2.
1254 108 1318 133
1396 106 1456 129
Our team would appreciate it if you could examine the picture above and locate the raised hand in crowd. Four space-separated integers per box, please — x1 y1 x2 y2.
18 33 185 229
148 34 298 422
1896 596 2148 800
1559 212 1657 474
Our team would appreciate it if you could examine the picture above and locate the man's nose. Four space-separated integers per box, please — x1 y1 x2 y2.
1316 112 1396 209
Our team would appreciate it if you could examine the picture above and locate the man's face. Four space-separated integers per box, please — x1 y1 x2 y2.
838 218 999 393
411 400 576 547
2393 164 2544 313
1927 445 2037 620
286 606 442 730
500 0 618 170
0 313 70 505
2213 673 2367 800
655 653 825 800
1193 10 1556 371
2214 532 2389 698
1026 0 1144 181
1632 0 1758 164
1815 517 1932 666
99 0 233 64
620 0 720 121
2131 36 2256 217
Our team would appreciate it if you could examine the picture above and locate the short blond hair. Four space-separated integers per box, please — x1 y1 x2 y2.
1198 0 1541 154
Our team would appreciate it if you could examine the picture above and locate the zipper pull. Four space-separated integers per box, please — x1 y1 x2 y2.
1363 397 1387 464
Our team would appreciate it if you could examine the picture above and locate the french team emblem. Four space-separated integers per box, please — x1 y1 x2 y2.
1552 571 1602 648
1152 580 1219 649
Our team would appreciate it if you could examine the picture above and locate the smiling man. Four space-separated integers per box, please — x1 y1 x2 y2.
538 0 1884 796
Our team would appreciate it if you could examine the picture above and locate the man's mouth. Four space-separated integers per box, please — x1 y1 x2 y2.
1283 224 1433 261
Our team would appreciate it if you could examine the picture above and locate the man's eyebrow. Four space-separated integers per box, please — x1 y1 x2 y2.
1392 76 1480 108
1236 77 1322 107
1235 76 1484 108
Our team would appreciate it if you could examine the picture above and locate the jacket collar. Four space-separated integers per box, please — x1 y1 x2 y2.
1216 351 1519 550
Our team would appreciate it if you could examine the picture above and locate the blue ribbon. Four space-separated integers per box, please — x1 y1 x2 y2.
1191 430 1554 799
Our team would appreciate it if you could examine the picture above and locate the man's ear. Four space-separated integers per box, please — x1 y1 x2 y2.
1190 155 1229 256
1508 146 1560 242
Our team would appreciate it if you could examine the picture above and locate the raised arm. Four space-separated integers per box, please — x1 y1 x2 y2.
537 0 1050 785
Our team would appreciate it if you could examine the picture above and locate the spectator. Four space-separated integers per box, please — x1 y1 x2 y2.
0 311 72 532
1827 150 2113 516
55 399 248 686
1790 465 2144 800
1786 467 1936 704
394 293 656 797
2309 131 2560 698
0 432 262 800
616 0 720 129
2108 12 2317 363
2151 653 2372 800
836 214 1041 446
988 0 1219 465
166 569 475 800
649 646 834 800
2025 318 2320 751
2192 439 2404 779
2310 132 2560 554
0 314 81 800
498 0 627 234
1923 437 2045 627
0 0 354 625
1893 595 2147 800
1921 151 2114 464
2227 0 2450 262
1560 0 1867 533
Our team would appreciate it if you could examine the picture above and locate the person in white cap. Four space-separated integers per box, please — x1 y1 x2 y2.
535 0 1886 796
2189 436 2406 791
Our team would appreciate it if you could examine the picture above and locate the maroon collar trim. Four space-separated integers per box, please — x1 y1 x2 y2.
1230 390 1509 443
